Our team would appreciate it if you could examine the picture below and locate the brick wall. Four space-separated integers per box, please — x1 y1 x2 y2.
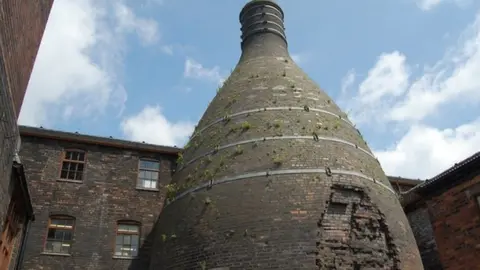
0 43 17 245
0 0 54 116
19 135 175 270
0 1 53 268
406 205 442 270
425 173 480 270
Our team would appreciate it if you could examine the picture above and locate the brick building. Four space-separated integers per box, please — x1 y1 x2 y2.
402 152 480 270
0 0 54 269
15 125 428 270
389 177 423 194
17 126 179 270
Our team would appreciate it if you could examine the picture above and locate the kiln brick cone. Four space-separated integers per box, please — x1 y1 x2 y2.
150 1 423 269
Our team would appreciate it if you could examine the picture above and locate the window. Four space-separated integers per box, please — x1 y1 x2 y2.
60 150 85 181
44 216 75 254
137 159 160 189
0 201 22 270
114 222 140 258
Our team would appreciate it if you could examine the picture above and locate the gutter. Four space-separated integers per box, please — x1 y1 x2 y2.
11 162 35 270
14 213 34 270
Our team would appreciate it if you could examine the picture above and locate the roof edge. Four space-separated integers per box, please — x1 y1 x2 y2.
12 162 34 220
401 151 480 208
19 125 182 156
387 176 424 186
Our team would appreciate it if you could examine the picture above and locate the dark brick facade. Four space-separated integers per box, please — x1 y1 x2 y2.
150 1 423 269
402 152 480 270
425 173 480 270
405 205 442 270
0 1 53 269
18 126 178 270
0 0 54 116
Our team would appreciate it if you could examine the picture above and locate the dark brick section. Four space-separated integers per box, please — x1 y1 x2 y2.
151 1 423 269
424 174 480 270
401 153 480 270
18 133 176 270
0 1 53 268
0 41 18 242
0 0 54 116
405 206 442 270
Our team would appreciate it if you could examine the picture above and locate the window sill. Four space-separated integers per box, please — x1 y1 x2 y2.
57 179 83 184
41 252 71 257
135 187 159 192
112 256 139 260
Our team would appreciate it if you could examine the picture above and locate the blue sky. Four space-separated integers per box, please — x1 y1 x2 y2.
20 0 480 179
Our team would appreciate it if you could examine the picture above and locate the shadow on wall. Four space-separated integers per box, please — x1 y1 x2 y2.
127 227 156 270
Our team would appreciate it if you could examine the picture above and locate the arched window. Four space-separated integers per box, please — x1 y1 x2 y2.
59 149 86 181
137 159 160 189
44 215 75 254
114 221 141 258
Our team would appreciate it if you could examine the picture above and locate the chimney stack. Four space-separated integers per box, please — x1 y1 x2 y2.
149 1 424 269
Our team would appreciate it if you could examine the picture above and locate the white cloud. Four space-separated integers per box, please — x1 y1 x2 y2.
341 11 480 179
161 45 174 55
375 119 480 179
416 0 470 10
19 0 159 127
114 2 159 45
183 58 225 85
340 69 356 95
344 12 480 125
121 105 194 147
417 0 443 10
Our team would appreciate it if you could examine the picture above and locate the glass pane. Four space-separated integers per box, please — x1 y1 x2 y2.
51 219 62 226
77 163 84 172
65 151 72 160
144 180 152 189
123 235 131 245
132 235 139 246
65 219 74 226
118 224 139 233
51 241 62 253
140 160 159 170
118 224 129 231
61 243 70 253
54 230 64 240
67 171 75 180
64 231 72 241
116 235 123 245
131 246 138 256
75 172 83 180
79 152 85 161
62 162 69 170
139 160 149 169
150 180 157 189
47 229 56 239
72 152 79 160
60 170 68 179
139 170 146 179
151 172 159 180
114 245 123 256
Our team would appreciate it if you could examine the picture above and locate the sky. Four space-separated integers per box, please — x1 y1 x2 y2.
18 0 480 180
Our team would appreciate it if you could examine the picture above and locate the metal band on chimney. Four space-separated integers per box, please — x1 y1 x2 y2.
239 0 287 48
164 168 396 208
